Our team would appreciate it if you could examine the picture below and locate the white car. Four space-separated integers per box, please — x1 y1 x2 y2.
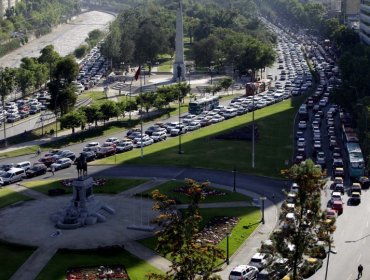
134 137 154 147
50 158 72 171
83 142 100 152
187 121 201 131
105 137 120 145
298 121 307 129
229 265 258 280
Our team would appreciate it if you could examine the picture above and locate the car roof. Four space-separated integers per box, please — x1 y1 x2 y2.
231 265 249 272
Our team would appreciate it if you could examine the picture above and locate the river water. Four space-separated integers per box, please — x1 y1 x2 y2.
0 11 115 68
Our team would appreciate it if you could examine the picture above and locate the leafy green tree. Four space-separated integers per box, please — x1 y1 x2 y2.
279 160 329 279
16 68 35 97
85 29 105 47
192 35 220 67
0 67 16 143
48 80 78 116
148 179 224 280
74 44 89 59
38 45 61 80
100 101 119 124
54 55 79 84
80 105 102 127
219 78 232 93
60 110 86 134
136 92 156 114
116 100 126 119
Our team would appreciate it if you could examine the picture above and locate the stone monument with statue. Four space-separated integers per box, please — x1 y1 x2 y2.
50 176 115 229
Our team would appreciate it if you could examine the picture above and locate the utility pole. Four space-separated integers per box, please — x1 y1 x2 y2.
177 64 183 154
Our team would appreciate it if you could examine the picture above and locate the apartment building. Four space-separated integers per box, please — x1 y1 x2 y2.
360 0 370 44
0 0 18 18
343 0 360 29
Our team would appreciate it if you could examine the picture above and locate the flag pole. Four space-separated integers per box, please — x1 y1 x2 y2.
140 67 144 158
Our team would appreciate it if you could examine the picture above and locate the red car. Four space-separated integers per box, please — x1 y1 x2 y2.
38 156 56 167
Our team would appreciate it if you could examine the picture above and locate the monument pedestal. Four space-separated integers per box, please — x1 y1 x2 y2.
50 176 115 229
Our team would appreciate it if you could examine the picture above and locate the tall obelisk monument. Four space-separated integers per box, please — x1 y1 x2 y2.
173 1 186 81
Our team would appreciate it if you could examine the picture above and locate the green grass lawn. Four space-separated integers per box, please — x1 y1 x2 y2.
22 178 148 195
78 91 107 105
0 241 36 280
93 96 305 177
36 249 163 280
0 145 39 158
141 180 251 204
139 207 260 265
0 187 33 208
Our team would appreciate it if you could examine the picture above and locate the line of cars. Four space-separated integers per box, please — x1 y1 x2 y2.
76 46 109 91
0 149 78 185
0 92 50 124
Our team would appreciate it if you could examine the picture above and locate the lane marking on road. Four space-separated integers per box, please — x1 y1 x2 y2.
357 253 362 262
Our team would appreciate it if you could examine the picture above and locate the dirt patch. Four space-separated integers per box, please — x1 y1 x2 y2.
213 124 259 141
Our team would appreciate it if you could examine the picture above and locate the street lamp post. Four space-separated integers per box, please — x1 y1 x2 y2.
249 69 256 169
324 219 335 280
260 196 266 224
231 55 240 96
232 167 237 192
40 117 44 136
177 64 184 154
226 232 231 265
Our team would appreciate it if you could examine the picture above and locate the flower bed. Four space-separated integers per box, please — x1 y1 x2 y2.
61 178 107 188
174 185 227 197
196 216 239 244
66 264 130 280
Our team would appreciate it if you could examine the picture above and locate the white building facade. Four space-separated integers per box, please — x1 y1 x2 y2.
360 0 370 44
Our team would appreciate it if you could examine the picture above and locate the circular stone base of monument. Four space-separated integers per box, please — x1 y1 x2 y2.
0 195 157 249
57 221 82 230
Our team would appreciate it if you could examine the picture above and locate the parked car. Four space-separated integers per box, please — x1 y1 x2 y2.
38 156 56 167
83 142 100 152
229 265 258 280
151 130 167 142
134 137 154 147
0 168 26 185
145 125 166 136
15 161 31 171
104 137 120 145
170 124 188 136
50 158 72 170
248 253 272 271
96 146 116 158
78 151 96 162
0 163 14 171
26 164 47 178
187 121 201 131
115 141 134 153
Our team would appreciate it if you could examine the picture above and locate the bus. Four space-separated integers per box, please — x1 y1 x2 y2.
188 96 219 115
342 125 359 143
346 142 365 178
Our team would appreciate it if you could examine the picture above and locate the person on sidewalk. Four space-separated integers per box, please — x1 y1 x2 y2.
51 165 55 176
358 264 363 278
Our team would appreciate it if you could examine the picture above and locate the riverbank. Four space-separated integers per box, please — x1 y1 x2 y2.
0 11 115 68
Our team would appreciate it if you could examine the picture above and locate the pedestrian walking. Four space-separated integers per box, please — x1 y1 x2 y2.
51 165 55 176
36 147 41 157
272 193 275 200
358 264 363 278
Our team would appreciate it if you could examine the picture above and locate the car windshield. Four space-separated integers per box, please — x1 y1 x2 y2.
3 172 12 178
229 272 242 276
251 258 262 263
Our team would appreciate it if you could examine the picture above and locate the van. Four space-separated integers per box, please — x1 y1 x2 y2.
15 161 31 171
0 168 26 185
